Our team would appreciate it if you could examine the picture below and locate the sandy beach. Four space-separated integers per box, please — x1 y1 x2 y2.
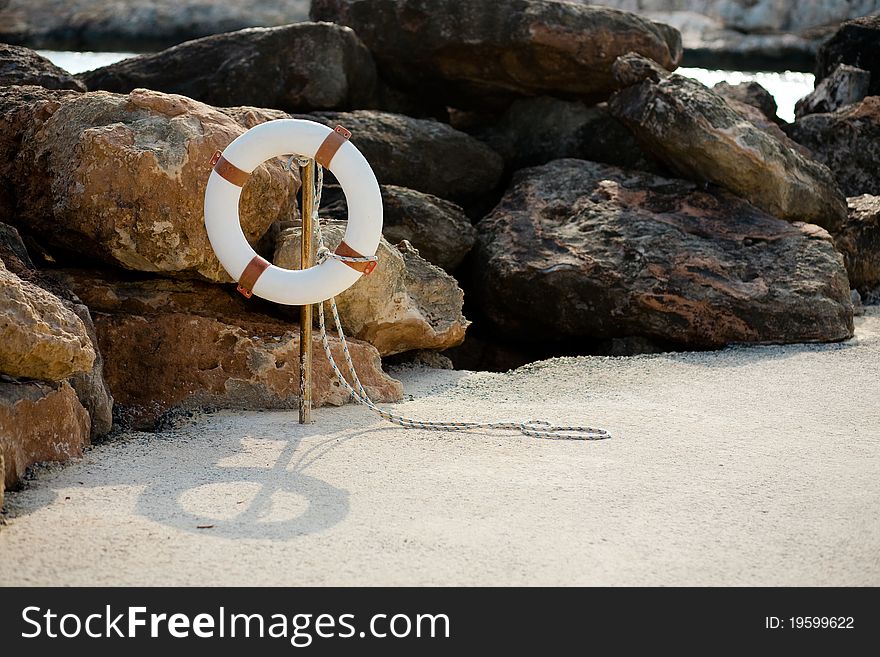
1 308 877 587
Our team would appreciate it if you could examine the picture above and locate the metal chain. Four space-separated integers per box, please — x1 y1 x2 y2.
295 158 611 441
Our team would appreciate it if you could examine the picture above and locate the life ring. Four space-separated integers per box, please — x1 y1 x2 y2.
204 119 382 305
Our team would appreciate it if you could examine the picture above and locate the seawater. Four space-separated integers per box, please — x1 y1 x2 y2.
38 51 814 123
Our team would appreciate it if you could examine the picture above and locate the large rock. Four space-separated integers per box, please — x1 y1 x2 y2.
0 44 85 90
717 95 810 158
0 86 79 221
303 110 503 202
0 259 95 381
712 81 779 123
311 0 682 109
55 269 402 429
95 312 402 430
795 64 871 119
0 379 90 489
320 185 476 271
473 159 853 348
816 15 880 97
2 86 298 281
79 23 378 113
787 97 880 197
66 302 114 438
609 54 847 231
57 268 284 327
275 224 468 356
473 97 662 173
0 0 311 50
1 224 113 437
834 195 880 297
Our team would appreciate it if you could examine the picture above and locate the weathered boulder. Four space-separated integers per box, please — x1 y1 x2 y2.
0 86 78 221
712 81 779 123
66 302 114 438
219 105 290 129
0 222 34 272
0 454 4 509
795 64 871 119
473 97 662 173
473 159 853 348
2 86 298 281
57 268 282 327
0 259 95 381
834 195 880 297
1 224 113 437
0 44 85 90
816 15 880 97
718 96 811 158
302 110 503 202
79 23 378 113
609 54 847 231
55 269 401 429
320 185 476 271
0 0 311 50
787 97 880 197
311 0 682 109
275 224 468 356
0 379 90 489
95 312 402 430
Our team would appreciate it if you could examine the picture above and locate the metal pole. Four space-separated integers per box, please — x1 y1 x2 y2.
299 159 315 424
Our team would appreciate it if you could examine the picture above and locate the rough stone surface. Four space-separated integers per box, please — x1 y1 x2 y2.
787 97 880 197
94 311 402 430
2 86 298 281
66 302 114 438
720 97 811 157
796 64 871 119
320 185 476 271
0 453 4 509
834 195 880 297
311 0 682 109
56 268 279 326
609 54 847 231
0 0 311 50
0 259 95 381
0 379 90 489
473 97 662 173
1 224 113 437
219 105 290 129
0 86 78 222
0 222 34 272
0 43 85 91
52 269 401 429
713 81 779 123
473 159 853 348
302 110 503 202
275 224 468 356
79 23 378 113
816 15 880 97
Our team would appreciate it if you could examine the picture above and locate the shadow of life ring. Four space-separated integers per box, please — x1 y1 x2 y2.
204 119 382 305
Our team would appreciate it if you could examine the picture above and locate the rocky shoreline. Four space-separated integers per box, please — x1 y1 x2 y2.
1 0 880 494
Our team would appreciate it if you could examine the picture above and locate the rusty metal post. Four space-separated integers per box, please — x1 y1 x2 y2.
299 159 315 424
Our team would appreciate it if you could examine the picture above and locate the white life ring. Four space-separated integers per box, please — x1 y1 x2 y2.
204 119 382 305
